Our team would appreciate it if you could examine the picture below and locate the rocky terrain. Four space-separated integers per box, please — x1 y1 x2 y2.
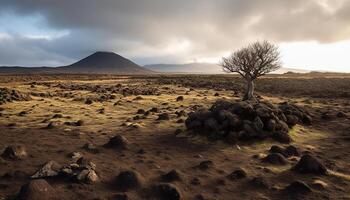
0 74 349 200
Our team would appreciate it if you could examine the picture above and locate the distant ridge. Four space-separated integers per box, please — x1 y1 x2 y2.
144 63 311 74
0 51 153 74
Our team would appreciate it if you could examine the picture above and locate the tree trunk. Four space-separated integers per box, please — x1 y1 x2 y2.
243 79 255 101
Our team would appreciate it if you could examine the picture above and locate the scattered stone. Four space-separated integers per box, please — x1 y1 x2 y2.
250 176 270 188
149 107 159 113
68 152 83 161
83 143 99 153
284 180 312 195
337 111 347 118
17 179 59 200
104 135 129 149
197 160 213 170
176 96 184 101
52 114 63 119
31 161 62 179
284 145 300 157
115 170 143 191
272 131 292 144
85 98 93 104
190 177 201 186
137 109 145 114
262 153 288 165
292 155 327 175
157 113 170 121
76 157 96 170
152 183 181 200
1 145 27 160
134 96 143 100
161 170 182 182
76 169 99 184
46 121 59 129
0 88 31 105
227 168 247 180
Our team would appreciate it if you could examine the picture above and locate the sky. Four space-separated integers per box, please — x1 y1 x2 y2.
0 0 349 72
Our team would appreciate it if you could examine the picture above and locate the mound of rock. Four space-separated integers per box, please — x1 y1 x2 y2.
0 88 31 105
17 179 60 200
115 170 143 191
185 100 311 143
152 183 182 200
292 155 328 175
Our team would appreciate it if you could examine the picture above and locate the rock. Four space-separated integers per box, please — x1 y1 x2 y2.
250 176 270 188
262 153 288 165
190 177 201 185
161 170 182 182
31 161 62 179
104 135 129 149
68 151 82 160
157 113 170 120
272 131 292 144
284 180 312 195
269 145 286 156
176 96 184 101
152 183 181 200
76 120 84 126
17 179 59 200
115 170 143 191
85 99 93 104
83 143 99 153
197 160 213 170
76 157 96 170
337 111 347 118
292 155 327 175
149 107 159 113
227 168 247 180
284 145 300 157
194 194 205 200
266 119 276 132
76 169 99 184
46 122 59 129
1 145 27 160
137 109 145 114
286 115 299 127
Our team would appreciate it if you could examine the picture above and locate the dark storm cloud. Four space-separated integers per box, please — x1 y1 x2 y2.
0 0 349 66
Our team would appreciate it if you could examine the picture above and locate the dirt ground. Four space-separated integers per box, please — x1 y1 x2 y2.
0 74 350 200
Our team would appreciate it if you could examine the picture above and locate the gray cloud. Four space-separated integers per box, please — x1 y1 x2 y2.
0 0 349 66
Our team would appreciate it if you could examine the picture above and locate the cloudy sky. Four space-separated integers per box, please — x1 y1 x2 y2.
0 0 349 71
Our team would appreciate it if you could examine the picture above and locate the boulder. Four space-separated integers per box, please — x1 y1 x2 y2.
161 170 182 182
17 179 59 200
152 183 181 200
31 161 62 179
292 155 327 175
284 180 312 195
1 145 27 160
115 170 143 191
262 153 288 165
227 168 247 180
104 135 129 149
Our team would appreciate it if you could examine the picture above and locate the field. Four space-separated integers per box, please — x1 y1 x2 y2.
0 73 350 200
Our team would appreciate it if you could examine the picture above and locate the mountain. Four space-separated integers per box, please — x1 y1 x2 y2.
0 52 153 74
58 51 152 74
144 63 311 74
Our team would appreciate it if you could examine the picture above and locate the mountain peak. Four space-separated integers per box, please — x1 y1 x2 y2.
57 51 153 74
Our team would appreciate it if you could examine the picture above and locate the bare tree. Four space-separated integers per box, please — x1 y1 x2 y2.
220 41 281 101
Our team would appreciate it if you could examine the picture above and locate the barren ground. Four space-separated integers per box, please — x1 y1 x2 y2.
0 74 350 200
